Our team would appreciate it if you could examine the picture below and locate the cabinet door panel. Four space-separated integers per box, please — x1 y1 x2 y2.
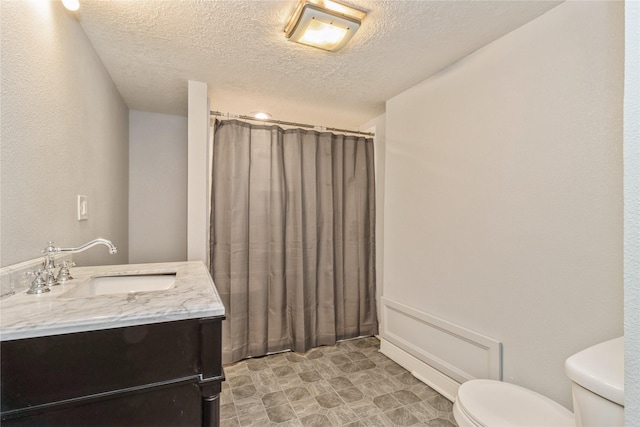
1 320 200 412
2 382 202 427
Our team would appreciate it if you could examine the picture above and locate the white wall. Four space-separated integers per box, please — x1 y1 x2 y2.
624 1 640 424
187 81 210 263
129 110 187 263
1 1 129 267
384 0 623 409
361 114 386 320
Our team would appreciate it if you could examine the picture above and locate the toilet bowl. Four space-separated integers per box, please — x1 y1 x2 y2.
453 380 573 427
452 337 624 427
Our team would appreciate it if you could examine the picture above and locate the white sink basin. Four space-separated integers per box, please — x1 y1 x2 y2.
61 273 176 298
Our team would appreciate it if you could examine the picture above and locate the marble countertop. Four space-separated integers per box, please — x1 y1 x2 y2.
0 261 225 341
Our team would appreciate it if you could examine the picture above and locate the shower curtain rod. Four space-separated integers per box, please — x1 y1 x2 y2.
210 110 375 137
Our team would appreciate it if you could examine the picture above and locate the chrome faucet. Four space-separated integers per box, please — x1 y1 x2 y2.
41 239 117 286
51 238 118 256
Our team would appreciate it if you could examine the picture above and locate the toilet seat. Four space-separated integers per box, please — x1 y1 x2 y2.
453 380 574 427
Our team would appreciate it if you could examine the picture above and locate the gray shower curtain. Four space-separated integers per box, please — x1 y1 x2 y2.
210 119 377 364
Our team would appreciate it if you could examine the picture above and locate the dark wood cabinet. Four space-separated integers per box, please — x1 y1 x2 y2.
1 317 224 426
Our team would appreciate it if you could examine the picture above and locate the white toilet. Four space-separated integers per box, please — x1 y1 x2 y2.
453 337 624 427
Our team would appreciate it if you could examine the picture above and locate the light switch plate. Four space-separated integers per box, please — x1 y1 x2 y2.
77 195 88 221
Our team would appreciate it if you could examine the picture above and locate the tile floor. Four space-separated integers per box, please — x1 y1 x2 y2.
220 336 458 426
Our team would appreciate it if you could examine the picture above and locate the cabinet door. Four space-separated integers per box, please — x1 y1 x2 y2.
1 319 200 412
2 382 202 427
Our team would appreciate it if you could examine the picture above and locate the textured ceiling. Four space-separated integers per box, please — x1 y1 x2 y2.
76 0 562 129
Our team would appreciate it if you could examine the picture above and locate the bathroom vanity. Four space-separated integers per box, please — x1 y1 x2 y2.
0 261 225 426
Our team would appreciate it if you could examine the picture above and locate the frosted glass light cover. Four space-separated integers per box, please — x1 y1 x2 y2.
299 20 348 49
286 3 362 52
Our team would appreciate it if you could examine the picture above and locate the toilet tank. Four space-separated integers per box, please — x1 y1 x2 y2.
565 337 624 427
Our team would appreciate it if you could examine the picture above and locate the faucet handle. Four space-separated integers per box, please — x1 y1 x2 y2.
26 270 51 295
57 261 76 283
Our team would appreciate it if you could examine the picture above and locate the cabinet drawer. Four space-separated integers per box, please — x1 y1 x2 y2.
2 382 202 427
1 319 202 412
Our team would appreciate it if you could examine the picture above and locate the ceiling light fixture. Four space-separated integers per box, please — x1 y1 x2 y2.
284 0 366 52
61 0 80 11
251 112 272 120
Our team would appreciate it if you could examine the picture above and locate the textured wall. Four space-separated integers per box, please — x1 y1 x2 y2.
1 1 129 267
624 1 640 424
384 1 623 408
129 110 187 263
